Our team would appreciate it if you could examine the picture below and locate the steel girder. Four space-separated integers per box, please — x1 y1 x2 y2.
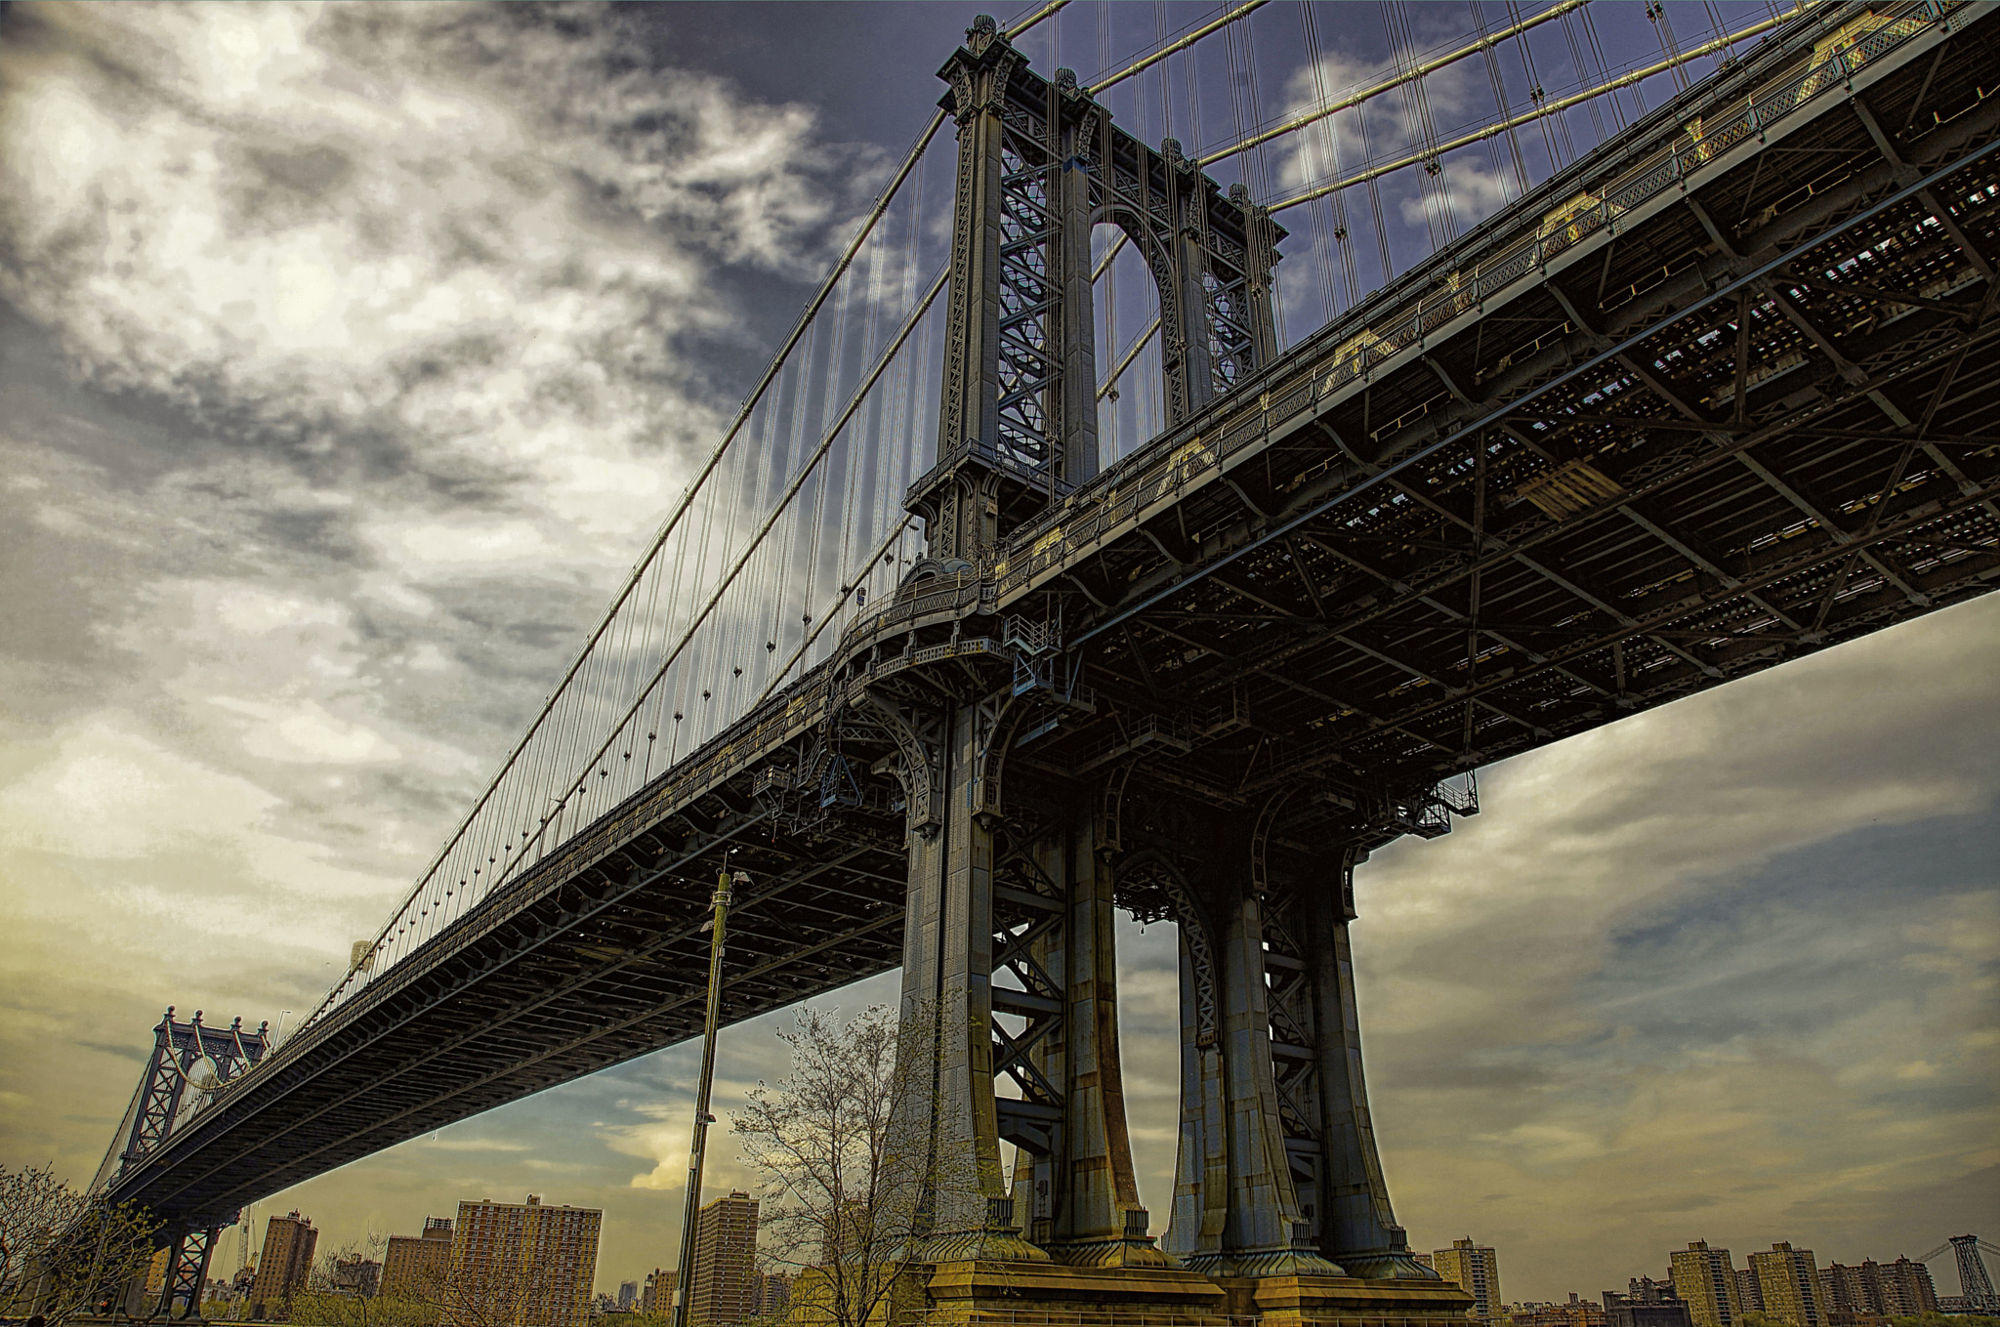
102 1 1999 1251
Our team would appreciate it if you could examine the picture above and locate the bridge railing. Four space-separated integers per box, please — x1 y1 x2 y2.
988 0 1960 601
163 0 1965 1124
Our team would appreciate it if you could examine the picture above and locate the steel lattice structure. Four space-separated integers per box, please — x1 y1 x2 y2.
100 4 1996 1318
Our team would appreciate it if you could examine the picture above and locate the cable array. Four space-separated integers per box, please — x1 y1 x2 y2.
272 0 1812 1047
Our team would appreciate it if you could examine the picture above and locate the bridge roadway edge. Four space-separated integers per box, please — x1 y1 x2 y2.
103 11 1999 1317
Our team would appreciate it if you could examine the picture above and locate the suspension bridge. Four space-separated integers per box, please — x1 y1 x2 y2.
90 1 1999 1320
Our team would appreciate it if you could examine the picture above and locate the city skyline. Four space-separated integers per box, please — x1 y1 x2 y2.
1 0 1994 1308
231 1186 1987 1310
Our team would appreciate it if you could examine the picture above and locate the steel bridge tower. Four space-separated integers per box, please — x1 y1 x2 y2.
874 17 1468 1322
1950 1235 1997 1312
97 1008 270 1320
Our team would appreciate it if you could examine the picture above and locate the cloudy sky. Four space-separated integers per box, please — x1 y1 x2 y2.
1 0 1994 1305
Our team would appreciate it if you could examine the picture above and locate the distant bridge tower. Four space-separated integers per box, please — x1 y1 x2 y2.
98 1007 270 1320
1951 1235 1997 1312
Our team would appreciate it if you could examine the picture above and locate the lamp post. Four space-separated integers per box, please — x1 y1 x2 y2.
670 861 741 1327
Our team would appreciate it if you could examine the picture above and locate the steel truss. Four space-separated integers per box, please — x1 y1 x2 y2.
101 8 1997 1297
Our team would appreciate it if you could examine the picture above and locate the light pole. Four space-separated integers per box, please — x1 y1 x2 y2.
670 860 742 1327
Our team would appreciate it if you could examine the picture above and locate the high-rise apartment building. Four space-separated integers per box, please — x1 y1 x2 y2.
250 1212 319 1310
382 1218 455 1300
1751 1242 1824 1327
1737 1268 1767 1314
1671 1242 1744 1327
750 1271 792 1319
1820 1263 1866 1320
1431 1238 1503 1322
640 1268 674 1315
618 1280 638 1310
331 1255 381 1297
688 1191 759 1326
1821 1257 1938 1319
1879 1257 1939 1316
450 1194 602 1327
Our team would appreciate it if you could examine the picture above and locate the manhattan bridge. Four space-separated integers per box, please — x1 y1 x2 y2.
93 1 1999 1321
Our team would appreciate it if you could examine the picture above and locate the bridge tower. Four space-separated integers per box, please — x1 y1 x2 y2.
102 1007 270 1320
1950 1235 1997 1312
908 13 1282 563
878 16 1466 1325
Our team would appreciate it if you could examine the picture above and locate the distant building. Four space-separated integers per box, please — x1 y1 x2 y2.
331 1254 382 1298
1432 1239 1503 1322
640 1267 674 1315
1750 1243 1824 1327
451 1194 602 1327
1877 1258 1938 1317
750 1271 792 1319
1738 1269 1767 1315
1605 1280 1693 1327
818 1198 870 1267
1821 1258 1937 1320
1672 1242 1744 1327
144 1247 171 1300
618 1280 638 1310
1821 1263 1866 1321
1509 1294 1606 1327
383 1218 455 1300
688 1191 759 1325
251 1212 318 1311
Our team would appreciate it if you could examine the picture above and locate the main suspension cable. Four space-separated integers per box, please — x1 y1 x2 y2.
1268 8 1796 214
1193 0 1592 169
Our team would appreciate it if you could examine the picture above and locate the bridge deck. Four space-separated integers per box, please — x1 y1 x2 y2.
107 0 1999 1229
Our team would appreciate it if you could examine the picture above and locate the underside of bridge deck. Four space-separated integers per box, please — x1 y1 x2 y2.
1011 4 2000 810
108 11 1995 1323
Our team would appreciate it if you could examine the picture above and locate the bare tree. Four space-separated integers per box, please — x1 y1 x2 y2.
0 1162 158 1324
409 1238 545 1327
291 1236 439 1327
731 1004 971 1327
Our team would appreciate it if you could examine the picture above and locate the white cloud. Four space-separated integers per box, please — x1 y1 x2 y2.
0 0 864 590
0 714 280 862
